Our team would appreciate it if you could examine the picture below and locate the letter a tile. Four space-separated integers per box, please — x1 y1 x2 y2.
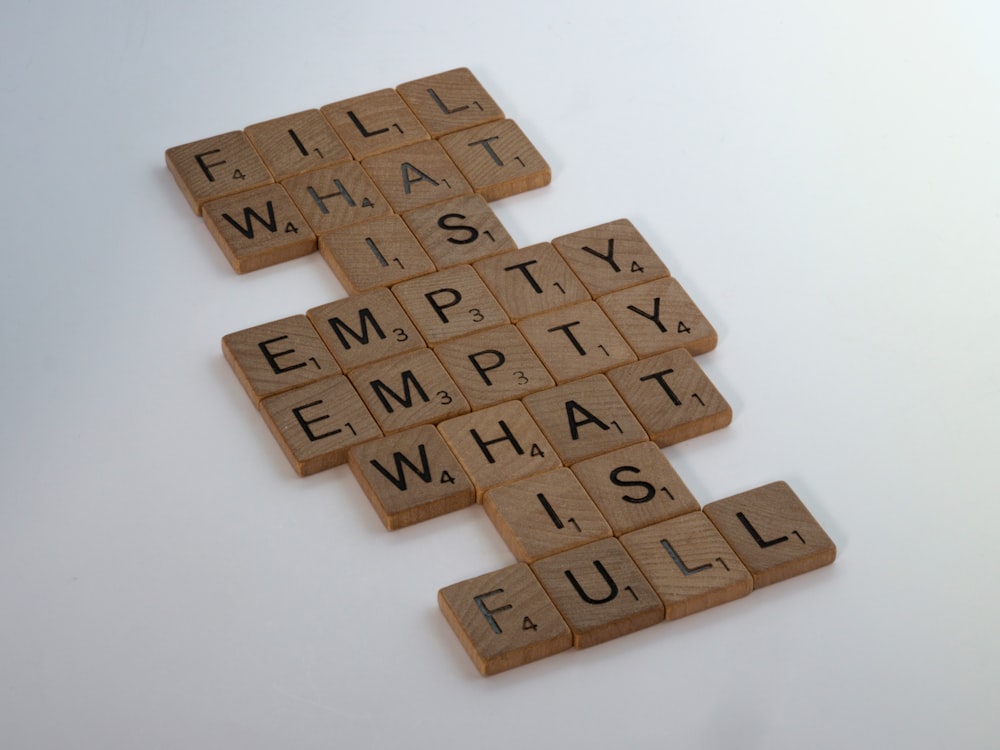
438 563 572 676
702 482 836 589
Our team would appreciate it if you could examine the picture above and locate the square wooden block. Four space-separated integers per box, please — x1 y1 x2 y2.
438 563 572 676
306 287 425 372
348 348 470 434
396 67 504 138
433 325 554 410
259 375 382 476
401 194 515 269
530 538 664 649
551 219 669 297
473 243 592 323
281 161 392 235
202 183 316 273
621 512 753 621
517 301 636 384
392 265 509 346
598 277 718 358
244 109 352 180
361 140 473 213
348 424 475 530
571 442 701 536
222 315 341 407
166 130 273 215
607 349 732 447
318 215 435 295
702 481 837 589
320 88 429 160
437 400 561 500
522 375 648 465
483 468 613 563
439 119 551 201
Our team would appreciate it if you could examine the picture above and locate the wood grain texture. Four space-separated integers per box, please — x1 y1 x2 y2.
702 481 837 589
348 348 470 434
222 315 340 406
438 119 551 201
437 400 561 501
259 375 381 476
401 193 515 269
318 215 435 295
620 512 753 620
483 468 613 563
517 300 637 384
530 537 664 649
598 276 717 358
433 325 554 410
348 424 475 530
202 183 316 274
570 441 701 536
306 287 425 372
438 563 572 676
281 161 392 234
320 88 429 160
397 67 504 138
606 349 732 447
361 140 472 213
522 375 647 465
474 243 591 321
165 131 273 215
551 218 669 297
244 109 352 180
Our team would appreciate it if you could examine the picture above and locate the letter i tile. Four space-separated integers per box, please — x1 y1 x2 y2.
531 538 664 648
702 482 837 589
438 563 572 676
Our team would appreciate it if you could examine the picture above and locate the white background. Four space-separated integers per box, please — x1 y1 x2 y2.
3 2 998 748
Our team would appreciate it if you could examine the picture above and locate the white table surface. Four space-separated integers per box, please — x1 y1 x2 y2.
3 2 998 748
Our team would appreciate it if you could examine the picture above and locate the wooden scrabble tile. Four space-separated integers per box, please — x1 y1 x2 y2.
473 243 591 322
244 109 353 180
620 512 753 620
598 277 717 358
166 131 273 215
570 442 701 536
281 161 392 235
551 219 669 297
606 349 732 447
396 67 504 138
317 215 436 295
306 288 425 372
320 88 429 160
392 265 509 346
361 140 473 213
439 119 551 201
222 315 341 407
522 375 647 465
702 481 837 589
437 400 561 500
348 424 475 530
483 468 613 563
259 375 381 476
401 194 515 269
530 538 664 649
517 301 636 383
433 325 554 410
348 348 470 434
202 184 316 273
438 563 572 676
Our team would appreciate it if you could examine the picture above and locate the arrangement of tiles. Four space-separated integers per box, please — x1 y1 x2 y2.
166 68 835 677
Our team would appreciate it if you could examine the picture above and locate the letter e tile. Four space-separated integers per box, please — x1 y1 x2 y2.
438 563 572 676
620 512 753 620
702 481 837 589
531 538 664 648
